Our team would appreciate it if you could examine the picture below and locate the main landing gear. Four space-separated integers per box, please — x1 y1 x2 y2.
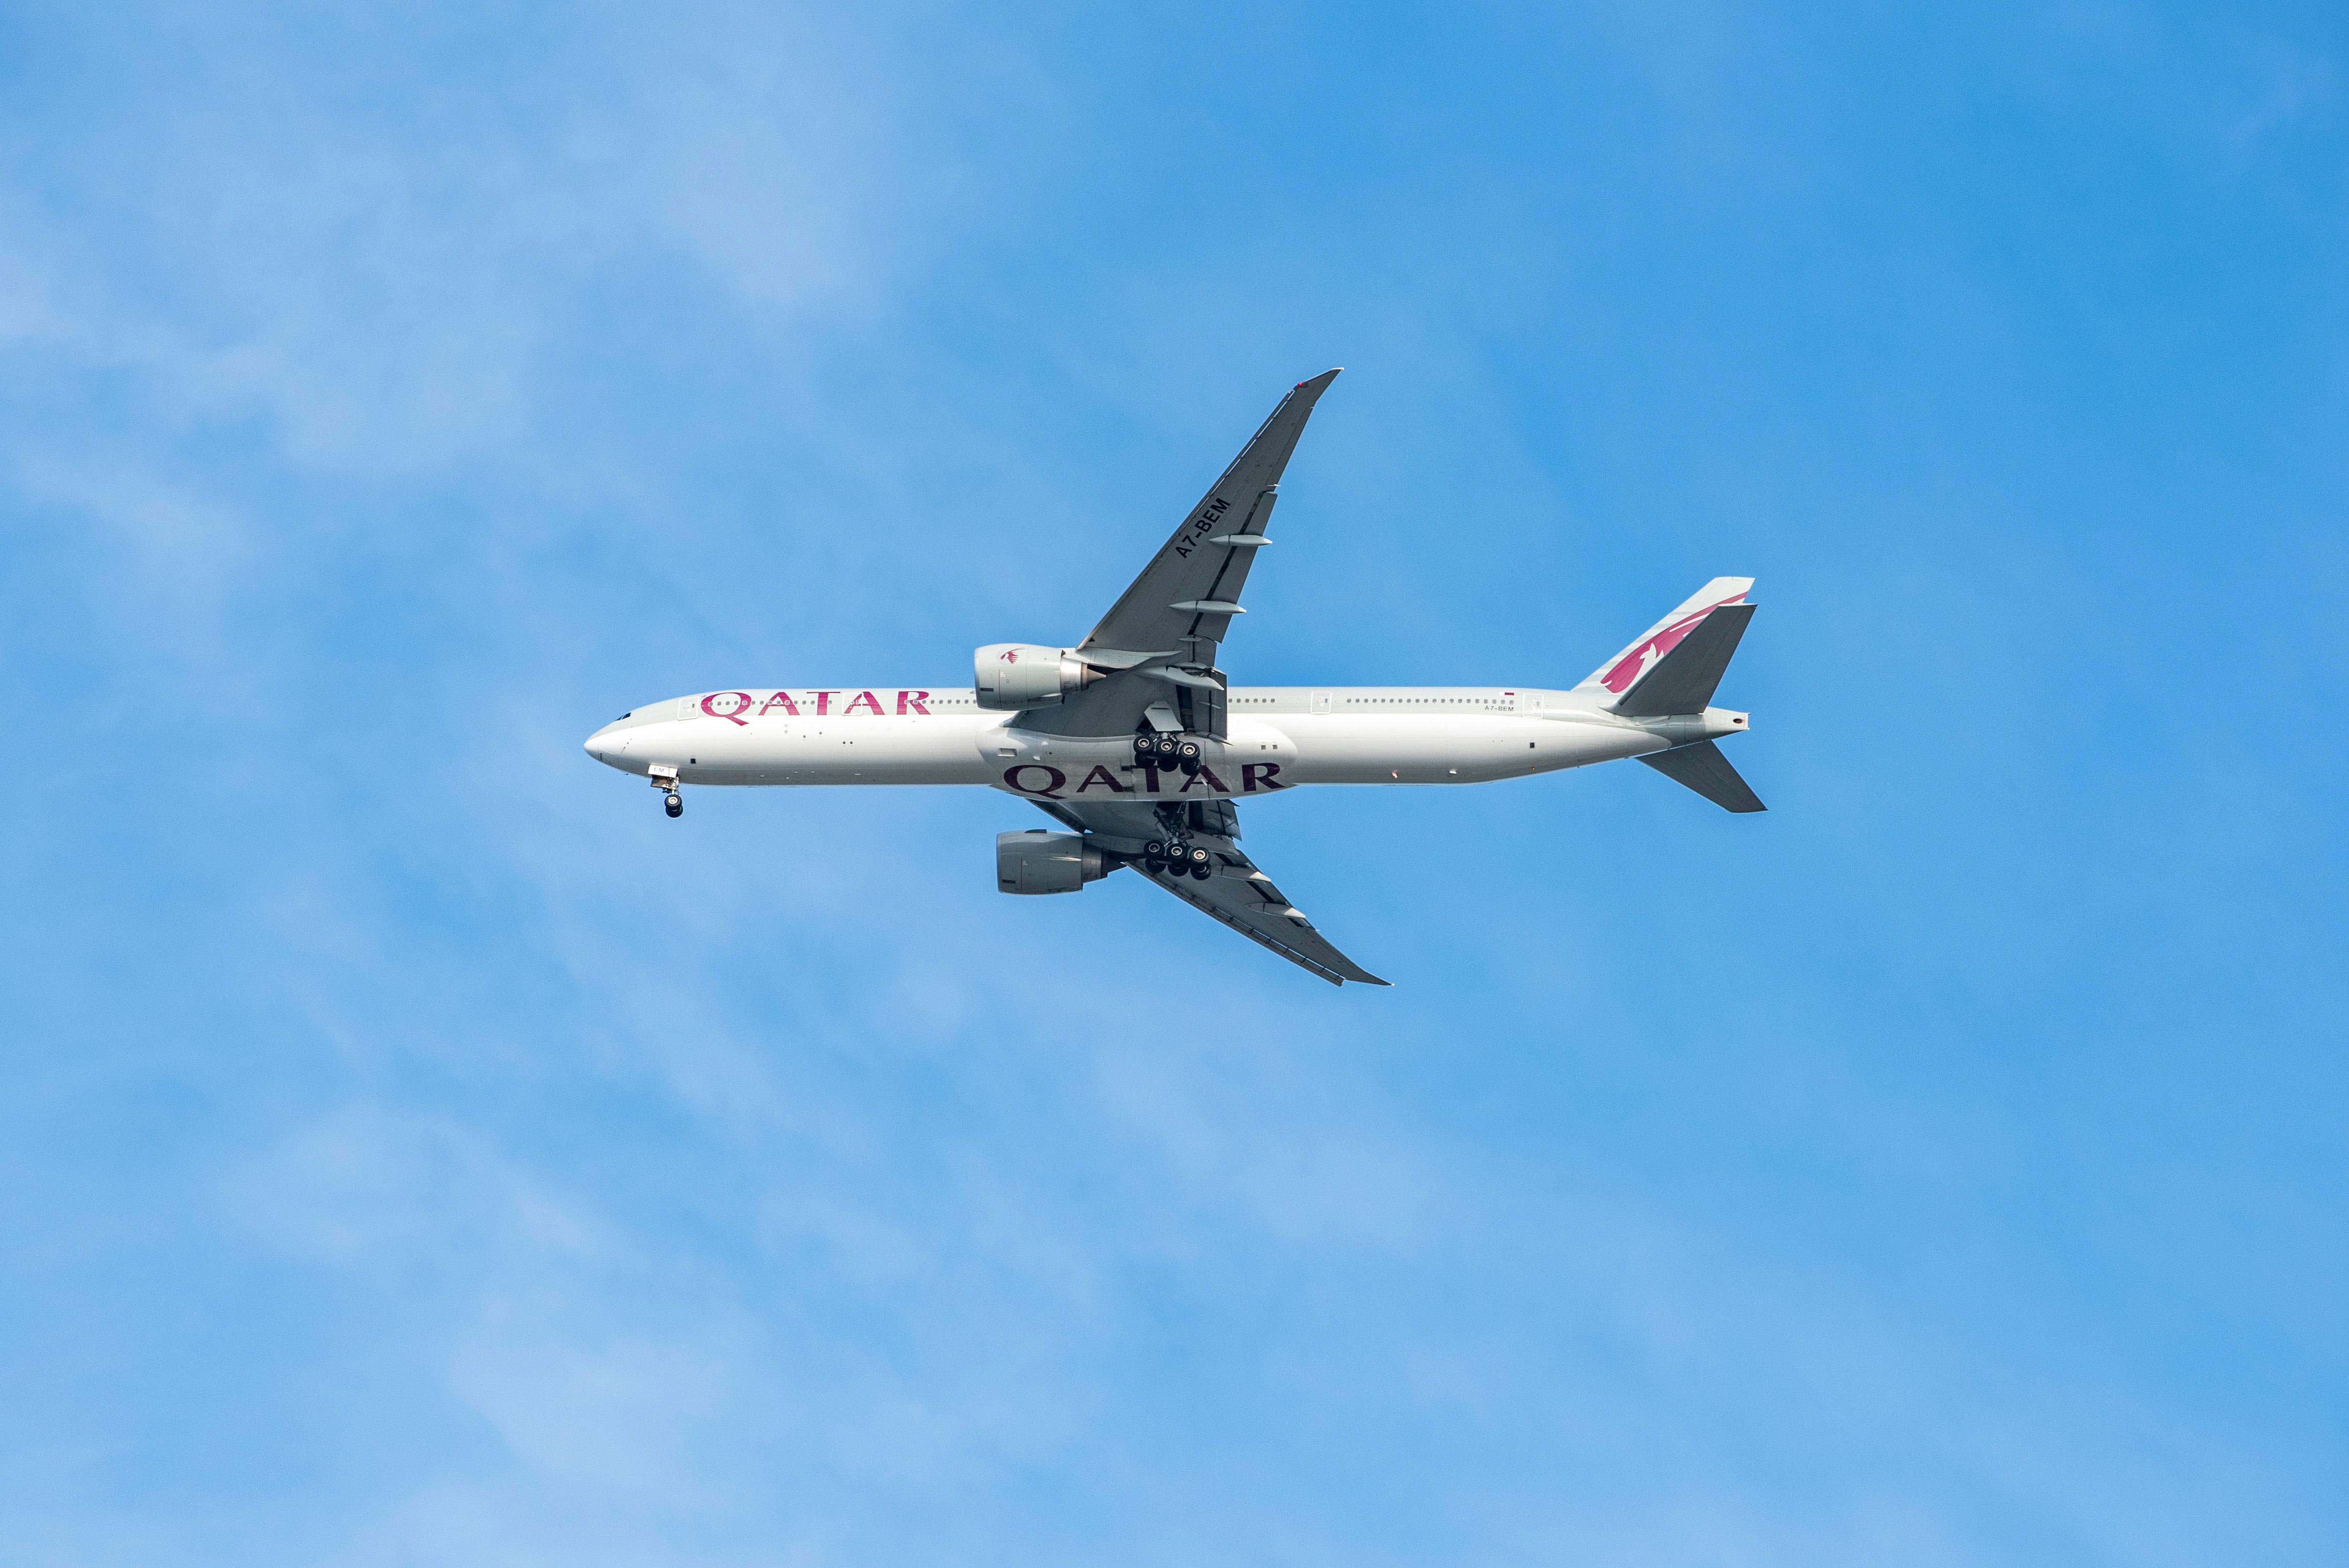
664 792 683 818
1141 840 1214 881
1132 732 1205 775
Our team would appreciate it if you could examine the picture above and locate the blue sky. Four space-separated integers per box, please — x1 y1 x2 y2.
3 2 2344 1563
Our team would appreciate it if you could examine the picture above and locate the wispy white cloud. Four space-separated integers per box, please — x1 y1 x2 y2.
1 4 958 476
6 2 2346 1564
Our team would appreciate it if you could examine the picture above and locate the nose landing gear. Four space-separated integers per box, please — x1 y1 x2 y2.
649 764 683 819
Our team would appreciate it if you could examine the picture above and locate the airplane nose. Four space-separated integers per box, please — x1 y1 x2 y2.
584 726 627 765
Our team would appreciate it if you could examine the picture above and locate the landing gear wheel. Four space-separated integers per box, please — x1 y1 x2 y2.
1143 839 1166 861
1143 858 1166 877
1179 759 1200 777
664 792 683 818
1133 734 1155 761
1189 864 1212 881
1185 846 1211 871
1177 741 1201 765
1153 734 1180 762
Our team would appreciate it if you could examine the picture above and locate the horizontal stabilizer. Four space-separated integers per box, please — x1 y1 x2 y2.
1637 741 1767 813
1612 602 1755 717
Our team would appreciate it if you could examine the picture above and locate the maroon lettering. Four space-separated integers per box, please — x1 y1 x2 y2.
844 689 884 716
1140 764 1163 793
1075 765 1131 794
758 691 800 716
701 691 756 726
1179 765 1230 794
1005 764 1068 799
897 689 931 715
1241 762 1288 792
811 690 842 714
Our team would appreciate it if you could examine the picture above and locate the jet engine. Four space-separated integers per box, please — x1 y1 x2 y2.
974 644 1102 710
996 831 1109 895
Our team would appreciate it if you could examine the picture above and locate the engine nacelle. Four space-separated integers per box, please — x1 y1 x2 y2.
996 831 1108 895
974 643 1098 710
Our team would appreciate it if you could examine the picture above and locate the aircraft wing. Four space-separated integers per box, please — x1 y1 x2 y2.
1034 794 1388 987
1026 370 1342 740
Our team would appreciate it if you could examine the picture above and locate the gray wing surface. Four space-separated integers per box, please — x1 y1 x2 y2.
1027 369 1342 740
1036 795 1388 987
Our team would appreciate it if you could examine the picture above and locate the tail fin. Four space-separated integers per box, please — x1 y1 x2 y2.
1638 741 1766 812
1575 577 1755 717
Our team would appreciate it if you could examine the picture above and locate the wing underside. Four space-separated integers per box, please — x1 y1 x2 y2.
1036 796 1387 986
1003 371 1382 984
1148 859 1388 986
1026 370 1342 740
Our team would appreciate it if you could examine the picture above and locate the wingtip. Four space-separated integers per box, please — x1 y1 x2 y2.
1294 367 1344 390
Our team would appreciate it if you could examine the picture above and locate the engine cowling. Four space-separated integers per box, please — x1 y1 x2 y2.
974 643 1098 710
996 831 1108 895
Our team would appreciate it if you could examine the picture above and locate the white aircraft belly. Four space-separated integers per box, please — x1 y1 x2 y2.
977 714 1299 804
1278 715 1662 785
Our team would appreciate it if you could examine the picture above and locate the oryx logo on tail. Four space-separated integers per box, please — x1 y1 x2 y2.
1599 590 1749 693
1580 577 1756 698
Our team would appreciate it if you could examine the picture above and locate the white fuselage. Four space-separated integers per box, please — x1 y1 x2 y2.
582 685 1750 805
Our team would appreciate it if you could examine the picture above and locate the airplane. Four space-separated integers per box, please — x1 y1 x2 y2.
584 369 1763 986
